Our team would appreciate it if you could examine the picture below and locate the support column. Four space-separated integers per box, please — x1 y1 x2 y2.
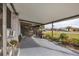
3 3 7 56
40 25 43 38
52 22 53 37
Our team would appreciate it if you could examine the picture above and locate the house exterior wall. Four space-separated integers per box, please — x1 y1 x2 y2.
67 28 79 32
2 3 21 56
11 13 21 41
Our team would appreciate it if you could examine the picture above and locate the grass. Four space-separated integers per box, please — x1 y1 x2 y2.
43 31 79 39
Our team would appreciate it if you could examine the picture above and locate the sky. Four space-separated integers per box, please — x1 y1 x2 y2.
45 18 79 29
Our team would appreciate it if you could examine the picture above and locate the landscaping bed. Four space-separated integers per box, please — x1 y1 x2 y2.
42 31 79 53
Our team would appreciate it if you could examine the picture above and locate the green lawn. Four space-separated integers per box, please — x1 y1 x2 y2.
43 31 79 39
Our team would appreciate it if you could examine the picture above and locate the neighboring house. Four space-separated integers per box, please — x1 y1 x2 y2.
66 26 79 32
43 26 79 32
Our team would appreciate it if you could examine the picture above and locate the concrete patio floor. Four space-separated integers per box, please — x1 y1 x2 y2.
19 37 79 56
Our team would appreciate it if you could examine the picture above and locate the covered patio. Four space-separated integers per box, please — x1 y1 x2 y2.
0 3 79 56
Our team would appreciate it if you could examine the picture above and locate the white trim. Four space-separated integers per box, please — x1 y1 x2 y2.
17 48 20 56
3 3 7 56
9 50 12 56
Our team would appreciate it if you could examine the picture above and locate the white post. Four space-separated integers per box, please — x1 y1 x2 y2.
52 22 53 37
3 3 7 56
18 19 21 36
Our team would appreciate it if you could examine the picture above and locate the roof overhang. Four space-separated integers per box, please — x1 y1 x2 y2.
13 3 79 25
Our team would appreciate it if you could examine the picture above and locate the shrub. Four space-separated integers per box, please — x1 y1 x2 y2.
59 33 69 42
52 37 59 42
62 38 79 47
62 38 71 45
71 38 79 46
45 34 52 41
9 40 17 47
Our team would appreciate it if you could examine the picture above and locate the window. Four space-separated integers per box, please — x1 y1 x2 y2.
7 7 11 28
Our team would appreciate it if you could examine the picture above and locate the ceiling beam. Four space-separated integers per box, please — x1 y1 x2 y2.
10 3 18 15
20 19 44 25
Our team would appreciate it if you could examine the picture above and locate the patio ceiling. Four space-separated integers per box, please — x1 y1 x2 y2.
13 3 79 24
